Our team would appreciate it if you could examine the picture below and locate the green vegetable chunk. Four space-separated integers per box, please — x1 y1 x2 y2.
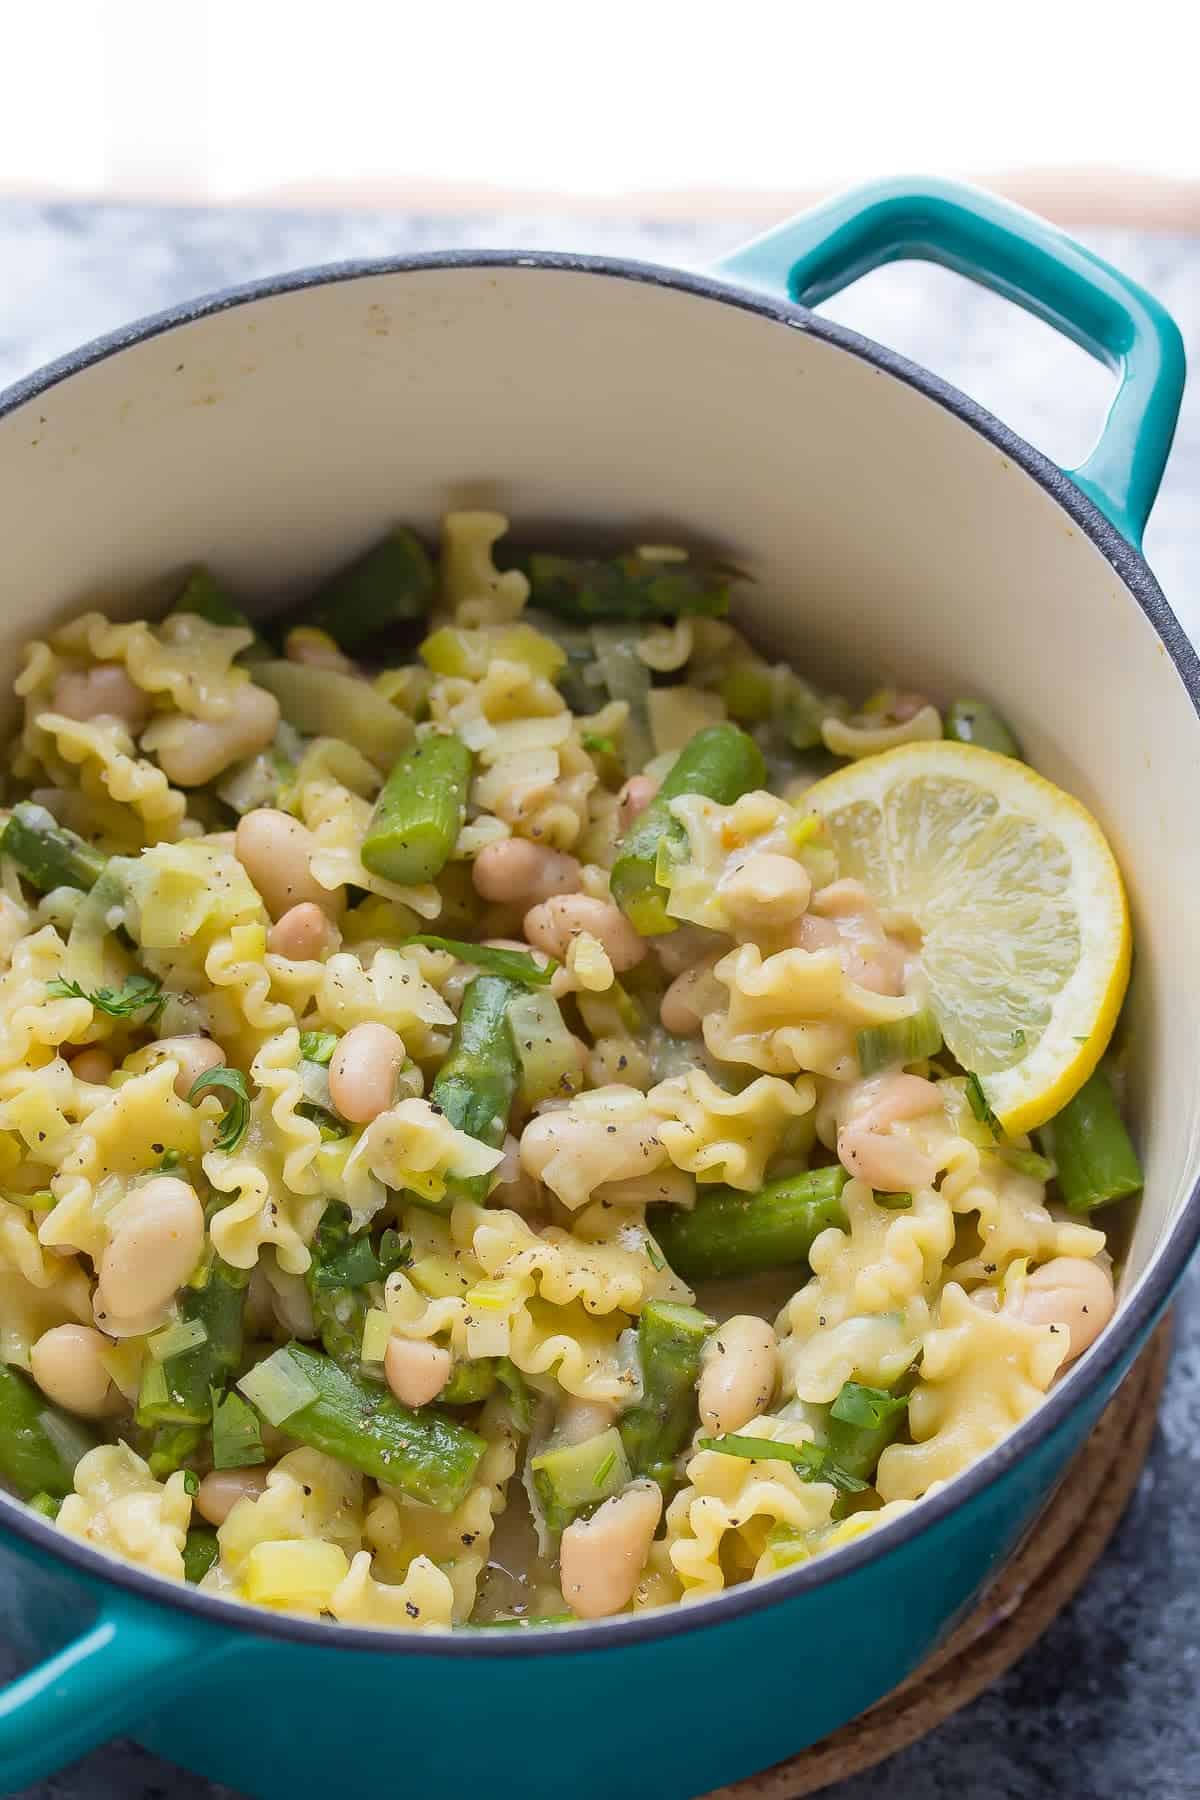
305 1204 389 1372
1044 1067 1143 1213
648 1166 849 1282
253 661 411 766
47 973 165 1023
286 528 434 651
427 973 520 1206
531 1427 631 1534
147 1423 205 1480
136 1257 248 1429
1 802 107 894
250 1343 485 1512
440 1360 498 1406
0 1362 97 1499
361 734 472 886
824 1380 909 1484
618 1301 713 1484
610 724 767 934
401 935 555 987
299 1030 339 1066
945 699 1023 759
182 1526 221 1584
856 1008 943 1077
27 1491 61 1521
524 549 737 623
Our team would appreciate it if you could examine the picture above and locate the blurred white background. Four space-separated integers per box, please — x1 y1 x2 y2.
2 0 1197 220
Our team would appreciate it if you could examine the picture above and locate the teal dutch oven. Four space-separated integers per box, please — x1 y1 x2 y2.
0 177 1192 1799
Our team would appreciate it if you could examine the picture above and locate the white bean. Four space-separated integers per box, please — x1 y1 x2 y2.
52 664 150 736
267 901 337 961
152 683 280 787
559 1481 663 1619
659 955 722 1037
384 1337 452 1408
524 894 646 973
328 1023 405 1124
30 1324 120 1418
69 1047 115 1085
195 1466 270 1526
698 1316 778 1436
720 852 812 928
235 808 335 921
473 839 581 906
617 774 658 831
1006 1257 1115 1363
95 1176 205 1322
836 1072 944 1193
153 1035 225 1102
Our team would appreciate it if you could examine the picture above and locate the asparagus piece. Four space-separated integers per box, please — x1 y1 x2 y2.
945 699 1023 759
610 724 767 933
284 528 434 651
136 1257 249 1429
244 1342 485 1511
618 1301 713 1484
524 550 736 623
427 973 520 1205
253 661 411 766
825 1380 910 1484
649 1166 849 1282
530 1427 631 1534
1 802 106 894
400 935 555 988
360 733 472 886
1044 1067 1143 1213
0 1362 97 1499
183 1526 221 1584
856 1008 943 1077
440 1359 498 1406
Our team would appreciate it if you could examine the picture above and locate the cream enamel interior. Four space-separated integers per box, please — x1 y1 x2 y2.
0 262 1195 1306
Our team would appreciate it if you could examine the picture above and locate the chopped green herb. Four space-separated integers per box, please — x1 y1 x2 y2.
874 1191 913 1210
189 1065 251 1153
829 1382 910 1431
182 1525 220 1584
158 1149 183 1172
964 1071 1002 1139
46 972 166 1022
698 1433 868 1494
582 733 617 755
593 1448 617 1488
644 1237 666 1271
211 1387 266 1470
401 935 556 987
496 1357 535 1434
181 1469 200 1498
27 1491 61 1521
299 1030 339 1066
379 1230 413 1276
296 1102 348 1141
1012 1028 1027 1048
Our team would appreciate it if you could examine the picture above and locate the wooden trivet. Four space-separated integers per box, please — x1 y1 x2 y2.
706 1317 1172 1800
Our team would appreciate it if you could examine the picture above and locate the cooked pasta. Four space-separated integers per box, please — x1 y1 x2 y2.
0 511 1139 1629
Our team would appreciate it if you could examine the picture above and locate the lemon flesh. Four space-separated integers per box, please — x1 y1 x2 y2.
802 742 1130 1134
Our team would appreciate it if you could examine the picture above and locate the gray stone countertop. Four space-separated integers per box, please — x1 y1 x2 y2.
0 200 1196 1800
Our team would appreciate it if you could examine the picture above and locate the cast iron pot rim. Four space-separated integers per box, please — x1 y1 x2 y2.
0 248 1194 1661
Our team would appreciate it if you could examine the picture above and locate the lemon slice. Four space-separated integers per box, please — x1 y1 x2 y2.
801 741 1130 1134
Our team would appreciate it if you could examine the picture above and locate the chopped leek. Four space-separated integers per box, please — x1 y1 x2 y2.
146 1318 209 1363
855 1009 942 1077
237 1346 320 1427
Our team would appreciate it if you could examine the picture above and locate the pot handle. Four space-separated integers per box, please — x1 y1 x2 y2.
0 1582 233 1789
717 175 1185 549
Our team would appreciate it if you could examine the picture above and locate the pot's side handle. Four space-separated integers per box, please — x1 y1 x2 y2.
717 175 1185 550
0 1581 233 1789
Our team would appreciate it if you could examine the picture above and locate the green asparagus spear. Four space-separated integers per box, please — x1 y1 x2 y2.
944 699 1023 759
182 1526 221 1583
523 550 737 623
856 1008 943 1077
530 1427 631 1534
285 528 434 651
1043 1067 1143 1213
618 1301 714 1484
0 1362 97 1499
136 1257 249 1429
360 733 472 886
648 1165 849 1282
610 724 767 933
1 802 106 894
427 973 520 1206
240 1342 486 1511
440 1359 498 1406
825 1380 910 1484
